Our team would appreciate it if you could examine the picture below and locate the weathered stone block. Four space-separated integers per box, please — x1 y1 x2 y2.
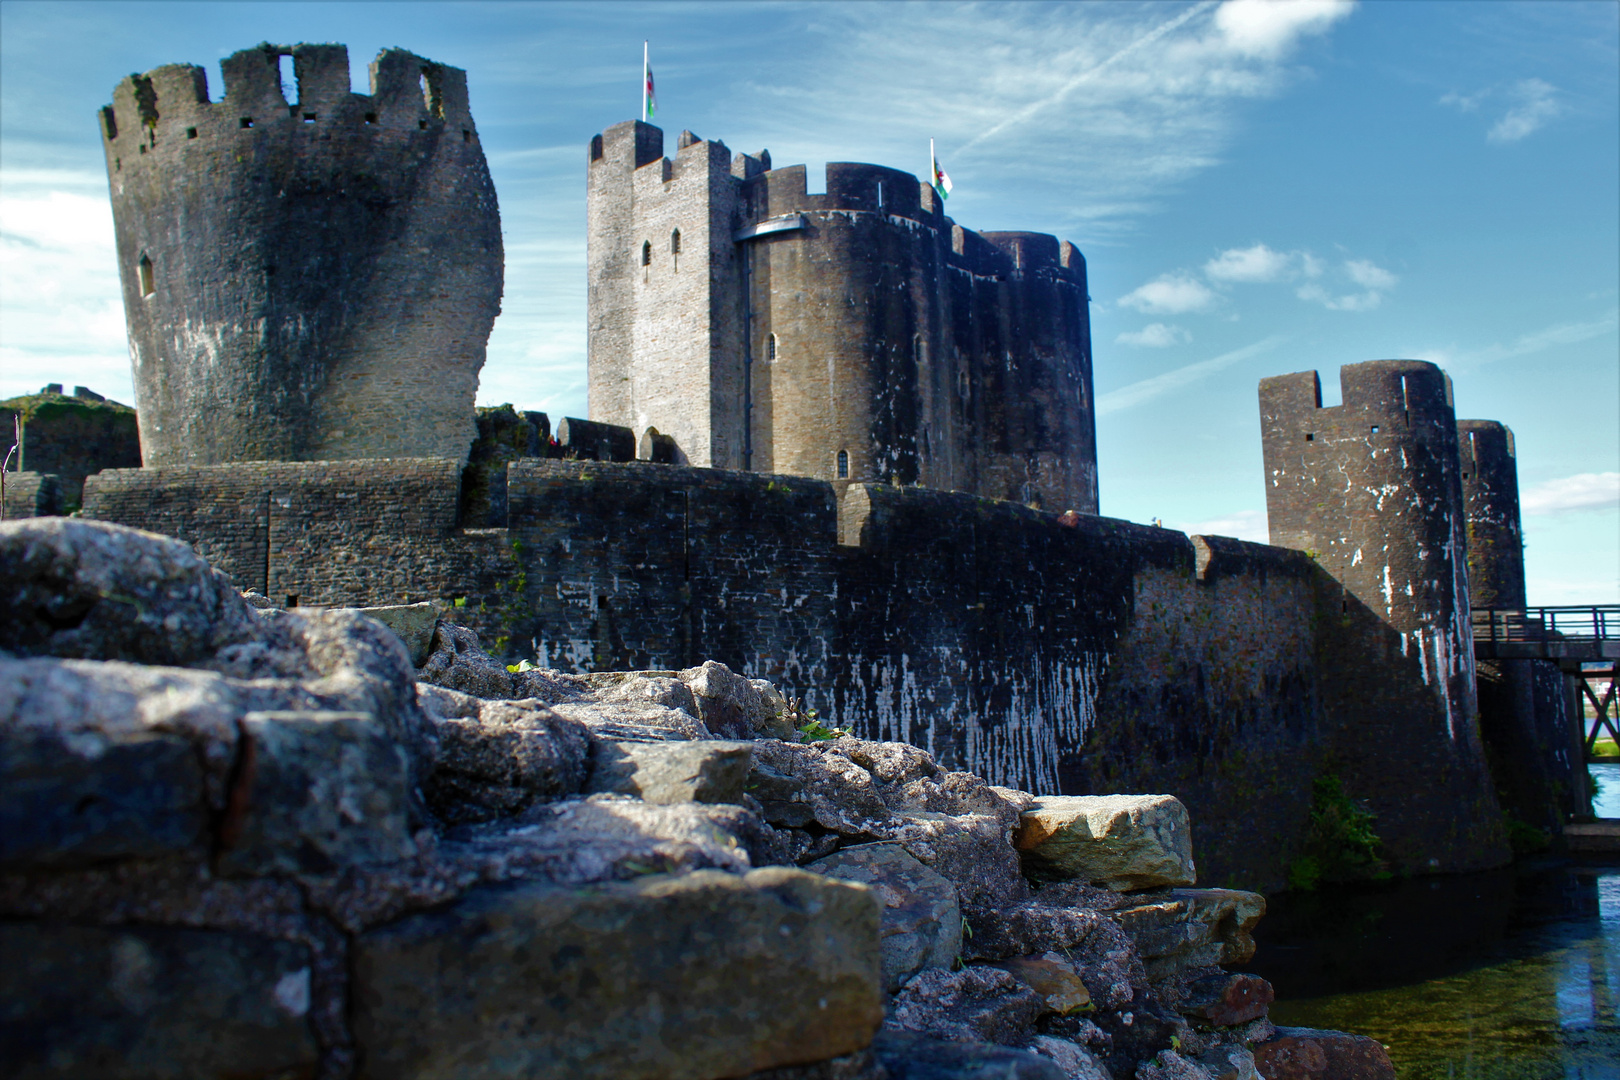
871 1031 1066 1080
585 739 753 804
809 844 961 991
980 952 1092 1015
355 603 439 667
1111 889 1265 981
351 866 883 1080
0 724 209 869
1014 795 1196 890
1252 1027 1395 1080
217 711 415 877
0 921 317 1079
1178 971 1273 1027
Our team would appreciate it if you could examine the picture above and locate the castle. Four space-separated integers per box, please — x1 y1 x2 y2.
586 122 1097 511
0 41 1590 888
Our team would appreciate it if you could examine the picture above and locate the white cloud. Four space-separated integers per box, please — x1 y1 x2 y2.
1489 79 1562 143
1119 273 1220 315
0 181 132 403
1177 509 1270 543
1442 78 1564 144
1116 323 1192 348
1204 243 1296 283
1098 335 1284 415
1521 473 1620 517
1344 258 1397 291
1295 256 1398 311
1214 0 1357 59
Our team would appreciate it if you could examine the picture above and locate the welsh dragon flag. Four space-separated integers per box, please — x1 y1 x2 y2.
643 42 656 121
930 139 952 200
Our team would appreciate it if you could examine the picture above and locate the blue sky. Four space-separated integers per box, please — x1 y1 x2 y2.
2 0 1616 602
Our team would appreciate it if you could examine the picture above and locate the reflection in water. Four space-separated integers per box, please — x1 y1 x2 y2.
1593 762 1620 819
1240 860 1620 1079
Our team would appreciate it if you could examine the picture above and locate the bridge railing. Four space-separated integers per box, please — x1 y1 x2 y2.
1473 605 1619 645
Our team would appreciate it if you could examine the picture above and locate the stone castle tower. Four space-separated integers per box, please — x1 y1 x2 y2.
1259 360 1478 737
1457 420 1526 611
586 121 1097 512
99 43 503 467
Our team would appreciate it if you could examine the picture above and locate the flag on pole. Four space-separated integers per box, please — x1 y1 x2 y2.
930 139 952 200
643 41 656 121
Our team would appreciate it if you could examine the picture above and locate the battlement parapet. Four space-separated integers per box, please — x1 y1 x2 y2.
103 44 477 169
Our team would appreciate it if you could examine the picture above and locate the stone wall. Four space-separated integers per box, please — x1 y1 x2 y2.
83 457 1510 888
100 42 502 467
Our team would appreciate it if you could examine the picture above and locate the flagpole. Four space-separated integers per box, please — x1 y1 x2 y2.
643 41 648 120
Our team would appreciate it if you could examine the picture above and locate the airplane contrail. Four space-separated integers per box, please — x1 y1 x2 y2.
956 0 1220 157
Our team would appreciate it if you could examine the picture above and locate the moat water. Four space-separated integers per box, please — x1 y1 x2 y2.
1239 762 1620 1080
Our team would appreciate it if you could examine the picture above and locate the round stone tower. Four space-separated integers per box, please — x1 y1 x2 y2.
1259 359 1476 733
99 43 503 466
1457 420 1526 611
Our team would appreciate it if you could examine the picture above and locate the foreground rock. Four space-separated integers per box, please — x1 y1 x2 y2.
1015 795 1196 890
1 519 1365 1080
353 868 882 1080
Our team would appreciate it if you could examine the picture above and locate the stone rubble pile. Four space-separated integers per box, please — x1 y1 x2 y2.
0 519 1395 1080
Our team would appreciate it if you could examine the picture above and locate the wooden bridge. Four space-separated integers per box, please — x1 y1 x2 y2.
1474 605 1620 765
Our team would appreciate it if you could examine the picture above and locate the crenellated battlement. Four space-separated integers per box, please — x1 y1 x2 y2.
100 41 502 469
101 44 479 183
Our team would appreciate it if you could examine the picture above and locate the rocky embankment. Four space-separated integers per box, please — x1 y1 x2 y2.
0 519 1394 1080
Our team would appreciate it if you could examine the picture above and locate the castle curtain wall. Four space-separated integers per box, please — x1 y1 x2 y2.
84 458 1510 887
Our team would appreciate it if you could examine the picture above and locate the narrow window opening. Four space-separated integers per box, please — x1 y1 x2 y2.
278 54 296 105
1305 433 1315 442
186 126 198 139
115 158 121 172
137 254 155 297
462 129 471 142
589 134 604 161
836 450 849 479
767 333 777 362
303 113 317 124
240 117 254 129
876 180 884 209
913 335 923 364
139 144 147 155
1462 472 1470 479
1400 374 1411 417
364 112 377 125
419 120 429 130
100 106 118 140
641 241 652 267
419 72 430 109
1370 424 1380 434
670 229 681 254
285 594 299 608
1342 599 1348 614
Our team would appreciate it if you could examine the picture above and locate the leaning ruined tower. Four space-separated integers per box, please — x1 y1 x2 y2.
586 121 1097 512
1259 360 1478 736
99 43 503 466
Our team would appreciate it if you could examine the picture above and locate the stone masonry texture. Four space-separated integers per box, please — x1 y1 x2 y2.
586 121 1097 513
84 457 1512 887
99 43 502 467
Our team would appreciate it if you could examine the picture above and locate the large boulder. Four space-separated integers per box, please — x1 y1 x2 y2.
0 518 259 667
0 921 318 1079
1111 889 1266 982
1252 1027 1395 1080
809 844 962 991
352 867 884 1080
1014 795 1196 891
